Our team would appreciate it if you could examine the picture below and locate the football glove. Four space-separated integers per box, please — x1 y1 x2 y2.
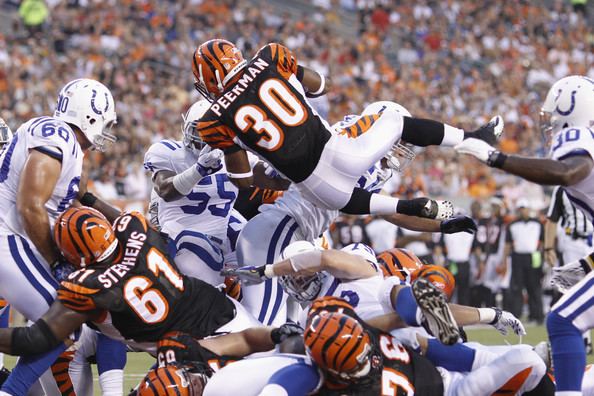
221 265 271 285
488 308 526 336
271 322 304 344
455 138 496 163
51 259 76 282
551 260 590 293
440 215 477 234
196 145 223 177
467 115 504 145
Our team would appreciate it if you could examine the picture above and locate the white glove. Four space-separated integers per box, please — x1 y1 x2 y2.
197 145 223 176
551 261 587 293
454 138 496 163
493 309 526 336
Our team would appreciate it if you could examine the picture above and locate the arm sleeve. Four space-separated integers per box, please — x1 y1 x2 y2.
196 120 238 151
547 186 563 222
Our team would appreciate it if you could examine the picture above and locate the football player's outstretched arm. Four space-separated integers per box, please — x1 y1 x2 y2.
225 149 254 189
0 301 89 355
17 150 63 265
456 138 593 186
252 163 291 191
296 66 331 98
383 213 477 234
77 166 122 222
223 249 377 283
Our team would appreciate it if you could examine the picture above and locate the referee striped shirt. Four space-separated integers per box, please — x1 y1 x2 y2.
547 186 593 239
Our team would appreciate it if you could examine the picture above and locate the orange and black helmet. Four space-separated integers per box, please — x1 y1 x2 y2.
137 364 205 396
192 39 246 100
304 311 372 381
54 206 118 268
377 248 423 281
411 265 456 301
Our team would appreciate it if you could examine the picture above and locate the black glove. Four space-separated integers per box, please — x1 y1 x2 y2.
51 259 76 282
271 322 304 344
440 215 477 234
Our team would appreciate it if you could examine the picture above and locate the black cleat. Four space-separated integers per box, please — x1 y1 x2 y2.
412 278 460 345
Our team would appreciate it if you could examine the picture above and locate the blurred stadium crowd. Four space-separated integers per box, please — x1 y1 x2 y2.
1 0 592 212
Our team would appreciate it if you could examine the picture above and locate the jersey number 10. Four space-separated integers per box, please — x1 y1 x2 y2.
234 78 307 151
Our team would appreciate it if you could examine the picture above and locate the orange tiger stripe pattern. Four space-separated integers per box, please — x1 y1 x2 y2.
51 350 76 396
0 298 7 309
57 289 97 311
138 365 193 396
338 114 380 138
268 43 298 79
308 296 357 318
304 311 371 377
195 119 237 150
377 248 424 281
54 206 117 268
411 265 456 301
192 39 246 99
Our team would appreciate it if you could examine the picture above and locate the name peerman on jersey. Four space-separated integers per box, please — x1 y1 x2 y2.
143 139 239 240
309 297 443 396
196 43 333 183
550 126 594 221
0 116 82 237
57 212 235 343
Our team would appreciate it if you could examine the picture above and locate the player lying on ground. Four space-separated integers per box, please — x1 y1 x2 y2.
191 39 503 219
455 75 594 395
0 208 303 368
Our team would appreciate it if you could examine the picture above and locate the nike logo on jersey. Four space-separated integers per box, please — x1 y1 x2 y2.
210 58 269 117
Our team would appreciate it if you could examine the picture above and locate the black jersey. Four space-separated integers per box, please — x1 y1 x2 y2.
309 297 443 396
197 43 332 183
57 212 235 342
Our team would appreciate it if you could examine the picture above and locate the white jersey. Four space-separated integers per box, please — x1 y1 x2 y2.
260 164 391 242
550 126 594 220
143 139 239 241
0 116 83 236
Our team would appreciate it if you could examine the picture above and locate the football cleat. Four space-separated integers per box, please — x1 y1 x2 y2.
421 199 454 220
469 115 504 145
412 278 460 345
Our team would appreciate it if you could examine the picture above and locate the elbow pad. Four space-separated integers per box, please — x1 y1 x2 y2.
11 319 60 356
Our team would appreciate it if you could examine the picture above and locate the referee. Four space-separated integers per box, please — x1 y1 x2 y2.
544 186 593 267
504 199 544 324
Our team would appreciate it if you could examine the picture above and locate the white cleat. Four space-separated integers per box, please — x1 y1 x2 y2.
421 200 454 220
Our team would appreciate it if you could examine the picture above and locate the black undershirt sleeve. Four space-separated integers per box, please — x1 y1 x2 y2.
11 318 61 356
401 116 446 146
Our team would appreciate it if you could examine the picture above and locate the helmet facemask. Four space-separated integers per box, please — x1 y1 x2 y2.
278 272 325 303
384 142 415 173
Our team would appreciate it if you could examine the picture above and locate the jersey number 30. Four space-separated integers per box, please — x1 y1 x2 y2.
234 79 306 151
124 248 184 324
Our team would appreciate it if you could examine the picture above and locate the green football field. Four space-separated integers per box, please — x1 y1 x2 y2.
3 324 592 395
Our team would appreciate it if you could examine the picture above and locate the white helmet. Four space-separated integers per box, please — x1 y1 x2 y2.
0 118 13 148
540 75 594 137
340 243 379 268
181 100 211 155
54 79 117 151
277 241 326 303
362 101 416 173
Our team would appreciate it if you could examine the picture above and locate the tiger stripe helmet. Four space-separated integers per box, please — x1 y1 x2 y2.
192 39 246 100
304 311 372 381
54 206 118 268
377 248 424 282
137 365 205 396
411 265 456 301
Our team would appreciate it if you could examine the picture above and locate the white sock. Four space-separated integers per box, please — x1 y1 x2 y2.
99 369 124 396
441 124 464 146
369 194 399 215
556 392 582 396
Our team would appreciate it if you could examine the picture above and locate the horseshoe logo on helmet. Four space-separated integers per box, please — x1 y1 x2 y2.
556 90 577 116
90 89 110 115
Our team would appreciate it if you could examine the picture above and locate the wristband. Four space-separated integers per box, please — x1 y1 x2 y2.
487 151 507 168
477 308 496 324
264 264 275 279
79 192 97 207
227 170 254 179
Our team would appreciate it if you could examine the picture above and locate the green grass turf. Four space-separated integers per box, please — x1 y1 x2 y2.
3 324 593 395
